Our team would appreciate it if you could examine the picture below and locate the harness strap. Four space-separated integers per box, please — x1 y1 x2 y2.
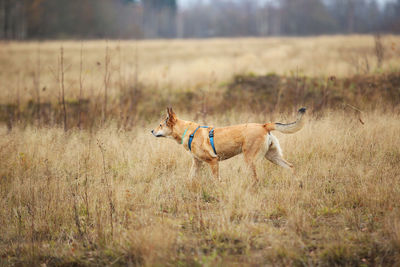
188 126 218 156
188 126 208 151
209 128 217 155
181 127 189 144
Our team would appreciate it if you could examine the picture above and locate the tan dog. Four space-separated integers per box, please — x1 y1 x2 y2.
151 107 306 182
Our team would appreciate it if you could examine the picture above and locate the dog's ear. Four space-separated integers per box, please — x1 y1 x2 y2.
166 107 177 126
167 107 176 117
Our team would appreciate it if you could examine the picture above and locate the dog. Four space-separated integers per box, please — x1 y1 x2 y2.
151 107 306 182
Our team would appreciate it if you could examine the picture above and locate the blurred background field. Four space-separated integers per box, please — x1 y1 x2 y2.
1 0 400 266
1 36 400 130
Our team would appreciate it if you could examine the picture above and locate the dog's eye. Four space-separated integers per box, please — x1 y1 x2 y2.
160 124 162 127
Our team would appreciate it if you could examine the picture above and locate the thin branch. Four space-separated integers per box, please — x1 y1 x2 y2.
78 42 84 129
344 103 365 125
103 42 110 124
60 46 67 131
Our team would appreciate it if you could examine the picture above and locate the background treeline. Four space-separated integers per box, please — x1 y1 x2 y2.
1 0 400 40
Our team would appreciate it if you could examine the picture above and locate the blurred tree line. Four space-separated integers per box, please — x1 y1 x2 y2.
0 0 176 39
1 0 400 40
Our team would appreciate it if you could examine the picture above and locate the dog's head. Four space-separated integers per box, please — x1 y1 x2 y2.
151 107 177 138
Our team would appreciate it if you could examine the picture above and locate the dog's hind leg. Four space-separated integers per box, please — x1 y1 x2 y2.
242 138 267 183
265 148 293 169
244 156 258 183
265 135 293 169
189 158 203 179
265 141 304 187
243 146 263 183
265 134 303 187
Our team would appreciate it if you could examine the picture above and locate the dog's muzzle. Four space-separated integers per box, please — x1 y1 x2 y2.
151 130 163 137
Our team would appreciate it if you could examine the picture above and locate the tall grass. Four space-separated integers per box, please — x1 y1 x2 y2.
1 36 399 265
0 111 399 265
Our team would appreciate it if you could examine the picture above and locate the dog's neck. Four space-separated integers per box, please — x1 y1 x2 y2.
171 119 198 145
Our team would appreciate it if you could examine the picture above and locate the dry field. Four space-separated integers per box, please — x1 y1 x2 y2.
1 36 400 266
1 35 400 104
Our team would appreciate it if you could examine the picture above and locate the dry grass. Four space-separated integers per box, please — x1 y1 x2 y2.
1 36 400 266
1 110 400 266
1 35 400 104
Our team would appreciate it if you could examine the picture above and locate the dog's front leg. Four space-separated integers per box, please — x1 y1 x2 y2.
189 158 203 180
208 159 220 181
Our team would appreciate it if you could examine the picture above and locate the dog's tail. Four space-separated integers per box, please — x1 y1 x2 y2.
264 108 306 134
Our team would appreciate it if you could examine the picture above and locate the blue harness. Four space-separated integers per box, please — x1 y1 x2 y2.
188 126 217 155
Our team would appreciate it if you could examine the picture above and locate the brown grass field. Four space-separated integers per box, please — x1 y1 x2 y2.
1 35 400 104
1 35 400 266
